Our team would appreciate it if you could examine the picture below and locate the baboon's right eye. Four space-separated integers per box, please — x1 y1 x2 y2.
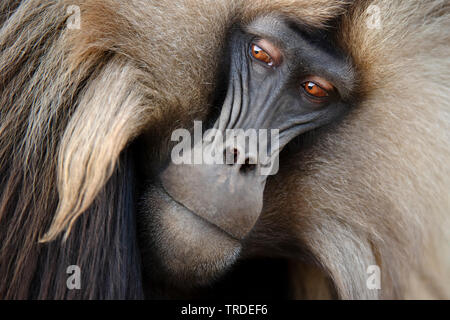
250 39 282 67
251 44 274 66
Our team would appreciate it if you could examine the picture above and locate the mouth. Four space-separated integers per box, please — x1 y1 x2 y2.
141 182 242 286
159 182 241 242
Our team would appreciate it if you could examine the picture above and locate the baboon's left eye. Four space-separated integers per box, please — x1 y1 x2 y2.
251 44 274 66
301 76 335 101
302 81 329 98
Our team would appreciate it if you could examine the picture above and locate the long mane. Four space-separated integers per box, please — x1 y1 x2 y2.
0 1 144 299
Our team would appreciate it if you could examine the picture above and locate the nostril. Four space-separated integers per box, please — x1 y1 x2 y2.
240 157 257 173
223 147 257 172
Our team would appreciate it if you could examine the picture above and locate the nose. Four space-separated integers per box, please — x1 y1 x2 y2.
224 147 258 174
160 144 266 240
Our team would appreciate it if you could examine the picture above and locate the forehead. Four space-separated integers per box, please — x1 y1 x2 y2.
244 15 306 51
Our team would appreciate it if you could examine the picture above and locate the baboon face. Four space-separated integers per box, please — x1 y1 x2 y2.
138 15 355 287
1 0 448 301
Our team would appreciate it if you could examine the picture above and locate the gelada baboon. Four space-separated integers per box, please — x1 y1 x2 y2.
0 0 448 299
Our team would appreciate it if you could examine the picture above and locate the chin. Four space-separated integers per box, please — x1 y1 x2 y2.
139 184 242 287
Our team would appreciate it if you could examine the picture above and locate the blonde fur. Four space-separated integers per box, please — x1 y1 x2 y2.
262 0 450 299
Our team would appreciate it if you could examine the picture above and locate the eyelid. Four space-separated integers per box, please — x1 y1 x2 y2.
253 38 283 66
303 76 334 92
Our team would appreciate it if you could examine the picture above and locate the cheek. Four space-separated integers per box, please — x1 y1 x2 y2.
242 166 307 256
250 61 272 77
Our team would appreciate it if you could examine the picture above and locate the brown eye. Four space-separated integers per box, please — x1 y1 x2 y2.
251 44 274 66
303 81 329 98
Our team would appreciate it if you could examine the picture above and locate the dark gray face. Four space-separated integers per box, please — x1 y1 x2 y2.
223 16 354 144
140 15 355 287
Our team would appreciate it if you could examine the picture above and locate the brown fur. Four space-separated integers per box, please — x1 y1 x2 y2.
0 0 448 299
